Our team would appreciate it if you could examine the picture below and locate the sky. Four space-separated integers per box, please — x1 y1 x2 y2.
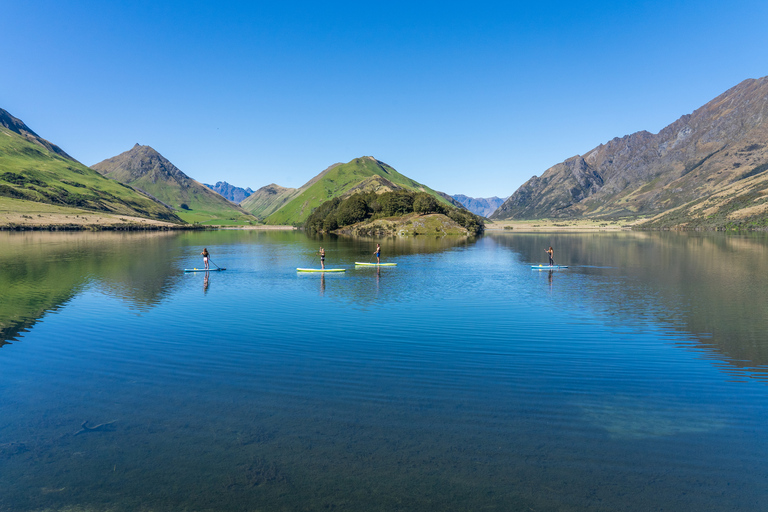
3 1 768 198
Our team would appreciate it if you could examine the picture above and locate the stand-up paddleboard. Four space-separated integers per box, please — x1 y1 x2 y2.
354 262 397 266
296 268 346 272
531 265 568 269
185 268 226 272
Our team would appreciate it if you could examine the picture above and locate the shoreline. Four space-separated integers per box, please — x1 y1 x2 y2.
0 198 296 231
484 218 642 232
4 197 757 233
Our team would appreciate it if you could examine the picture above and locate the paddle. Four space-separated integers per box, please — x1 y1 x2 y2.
209 259 225 271
304 251 320 270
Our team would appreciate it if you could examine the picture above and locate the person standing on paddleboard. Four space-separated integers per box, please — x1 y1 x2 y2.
545 246 554 266
201 248 210 270
319 247 325 270
374 243 381 264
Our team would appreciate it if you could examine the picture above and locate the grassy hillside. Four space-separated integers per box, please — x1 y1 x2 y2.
0 126 183 223
265 157 455 225
239 183 299 220
92 144 257 225
638 168 768 230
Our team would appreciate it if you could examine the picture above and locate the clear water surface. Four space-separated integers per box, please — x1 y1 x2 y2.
1 229 767 511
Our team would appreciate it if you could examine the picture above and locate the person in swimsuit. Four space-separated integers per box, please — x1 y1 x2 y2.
545 246 554 266
374 243 381 264
201 248 210 270
319 247 325 270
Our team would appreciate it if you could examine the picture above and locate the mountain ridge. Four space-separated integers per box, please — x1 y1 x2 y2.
239 183 299 220
261 157 460 226
0 108 75 161
0 110 183 224
91 145 257 225
204 181 253 203
452 194 507 217
492 76 768 229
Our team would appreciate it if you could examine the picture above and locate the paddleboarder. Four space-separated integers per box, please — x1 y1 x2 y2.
201 248 210 270
319 247 325 270
374 243 381 264
545 246 554 266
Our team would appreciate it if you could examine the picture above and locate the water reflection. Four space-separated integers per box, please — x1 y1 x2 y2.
4 228 767 386
2 229 768 511
0 231 184 347
0 230 477 347
486 230 768 381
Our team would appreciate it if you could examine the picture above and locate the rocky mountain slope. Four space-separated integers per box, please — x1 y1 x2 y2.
92 145 256 225
492 77 768 229
452 194 507 217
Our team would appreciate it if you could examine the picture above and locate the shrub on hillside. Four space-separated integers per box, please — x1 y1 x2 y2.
413 192 444 215
335 194 369 226
303 191 483 235
378 191 414 216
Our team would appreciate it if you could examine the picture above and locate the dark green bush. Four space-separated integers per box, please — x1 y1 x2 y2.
413 192 444 214
378 191 414 216
303 191 483 234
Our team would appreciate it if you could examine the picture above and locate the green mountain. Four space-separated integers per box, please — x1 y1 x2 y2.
92 144 257 225
239 183 299 220
492 77 768 229
263 157 459 225
0 108 182 223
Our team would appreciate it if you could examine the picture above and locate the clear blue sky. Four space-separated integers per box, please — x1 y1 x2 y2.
3 1 767 197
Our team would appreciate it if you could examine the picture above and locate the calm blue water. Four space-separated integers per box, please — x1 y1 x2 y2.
1 229 767 511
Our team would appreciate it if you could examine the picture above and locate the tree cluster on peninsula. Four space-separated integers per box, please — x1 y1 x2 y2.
303 190 484 235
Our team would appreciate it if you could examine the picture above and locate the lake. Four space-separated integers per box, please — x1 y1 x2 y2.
1 229 767 511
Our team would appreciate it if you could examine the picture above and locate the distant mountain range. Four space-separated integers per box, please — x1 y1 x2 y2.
492 76 768 229
204 181 253 203
91 144 256 225
451 195 507 217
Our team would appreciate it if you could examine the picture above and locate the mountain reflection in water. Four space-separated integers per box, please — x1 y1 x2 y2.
1 229 767 512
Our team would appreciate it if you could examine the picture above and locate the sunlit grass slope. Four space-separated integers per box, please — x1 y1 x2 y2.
239 183 299 220
0 128 183 223
91 144 257 225
265 157 454 225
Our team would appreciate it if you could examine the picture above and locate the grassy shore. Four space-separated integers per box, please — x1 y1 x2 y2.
220 225 297 230
0 197 185 230
0 197 297 230
485 217 644 231
2 196 644 232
